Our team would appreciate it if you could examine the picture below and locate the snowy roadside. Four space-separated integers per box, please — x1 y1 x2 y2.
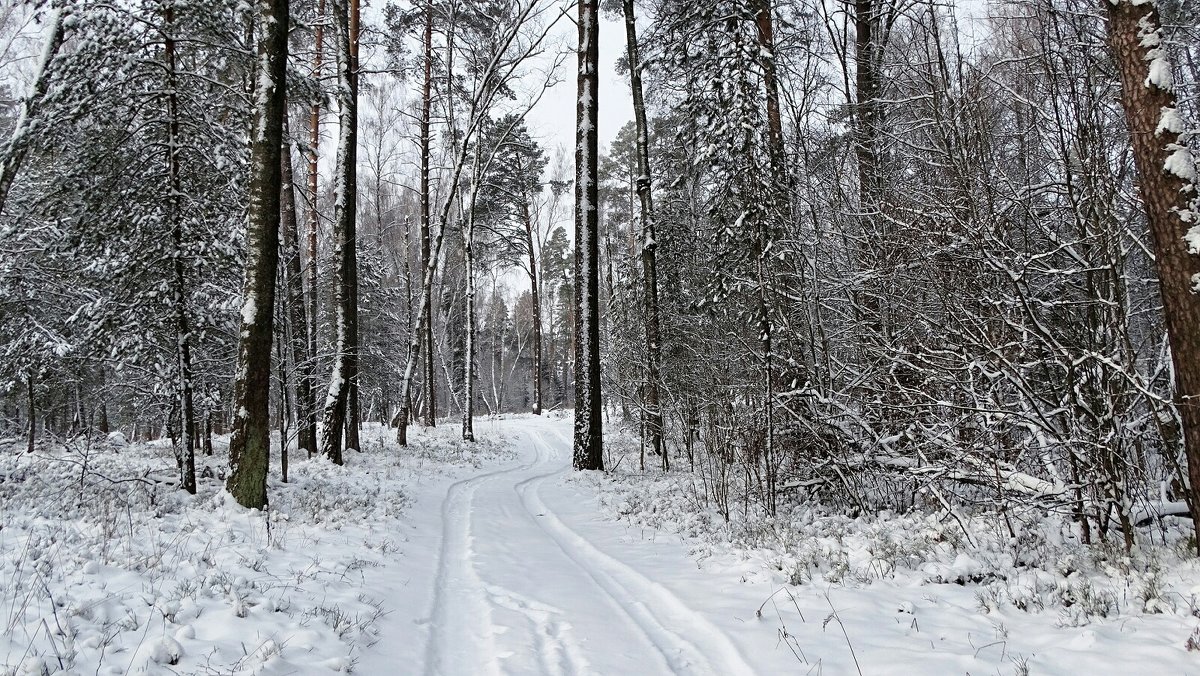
574 432 1200 674
0 422 513 676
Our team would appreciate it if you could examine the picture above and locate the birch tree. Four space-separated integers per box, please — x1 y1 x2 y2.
319 0 357 463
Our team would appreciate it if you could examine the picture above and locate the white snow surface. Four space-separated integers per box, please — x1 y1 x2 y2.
4 417 1199 674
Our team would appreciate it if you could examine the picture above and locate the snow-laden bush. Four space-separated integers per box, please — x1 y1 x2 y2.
581 441 1200 628
0 422 501 675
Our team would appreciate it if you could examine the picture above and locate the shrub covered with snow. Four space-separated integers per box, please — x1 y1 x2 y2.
0 423 507 674
582 437 1200 632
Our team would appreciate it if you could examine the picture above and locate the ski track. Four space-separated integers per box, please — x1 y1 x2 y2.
424 455 535 676
515 428 757 676
423 422 755 676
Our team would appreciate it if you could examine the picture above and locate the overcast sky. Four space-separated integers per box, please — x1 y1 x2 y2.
524 12 633 168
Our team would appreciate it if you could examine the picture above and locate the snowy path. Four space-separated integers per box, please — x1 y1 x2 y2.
356 417 793 675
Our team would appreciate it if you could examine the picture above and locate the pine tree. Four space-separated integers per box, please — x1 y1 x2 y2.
573 0 603 471
227 0 289 509
1103 0 1200 550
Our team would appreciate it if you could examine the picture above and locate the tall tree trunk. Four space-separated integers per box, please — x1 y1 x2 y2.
523 209 543 416
227 0 289 509
345 0 361 452
0 8 65 216
756 0 785 512
463 195 477 443
573 0 603 471
1104 0 1200 550
319 0 357 464
307 0 326 386
275 301 290 482
854 0 880 208
399 1 439 444
165 3 196 494
281 110 317 457
420 1 438 428
753 0 786 188
515 155 543 415
26 374 35 454
622 0 663 466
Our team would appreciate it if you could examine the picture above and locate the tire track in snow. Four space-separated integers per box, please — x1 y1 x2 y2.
516 428 757 676
424 455 536 676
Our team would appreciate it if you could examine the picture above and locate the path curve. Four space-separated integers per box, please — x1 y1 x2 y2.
422 418 757 676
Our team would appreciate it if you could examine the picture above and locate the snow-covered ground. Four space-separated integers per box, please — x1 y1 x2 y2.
3 416 1198 674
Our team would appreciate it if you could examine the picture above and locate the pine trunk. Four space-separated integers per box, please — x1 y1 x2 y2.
1104 0 1200 550
420 2 437 428
26 375 35 454
573 0 603 471
517 156 543 415
227 0 289 509
307 0 326 386
622 0 663 466
345 0 361 452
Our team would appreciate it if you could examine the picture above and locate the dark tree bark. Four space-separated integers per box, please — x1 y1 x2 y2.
622 0 663 467
1104 0 1200 551
165 3 196 493
755 0 786 512
227 0 289 509
345 0 362 452
516 156 543 416
275 310 290 482
281 110 317 457
753 0 786 188
319 0 357 464
853 0 881 205
26 375 35 454
307 0 326 390
420 1 438 428
398 1 439 445
573 0 603 471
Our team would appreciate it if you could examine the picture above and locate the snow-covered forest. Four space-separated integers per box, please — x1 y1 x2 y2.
2 0 1200 672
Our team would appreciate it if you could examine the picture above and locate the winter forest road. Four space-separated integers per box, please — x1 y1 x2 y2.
355 416 792 676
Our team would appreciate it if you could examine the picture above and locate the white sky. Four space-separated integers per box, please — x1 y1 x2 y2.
524 12 633 165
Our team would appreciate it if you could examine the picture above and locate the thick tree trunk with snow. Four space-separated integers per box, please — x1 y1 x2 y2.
1104 0 1200 550
320 0 357 464
280 111 317 457
622 0 663 466
227 0 289 509
573 0 603 471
